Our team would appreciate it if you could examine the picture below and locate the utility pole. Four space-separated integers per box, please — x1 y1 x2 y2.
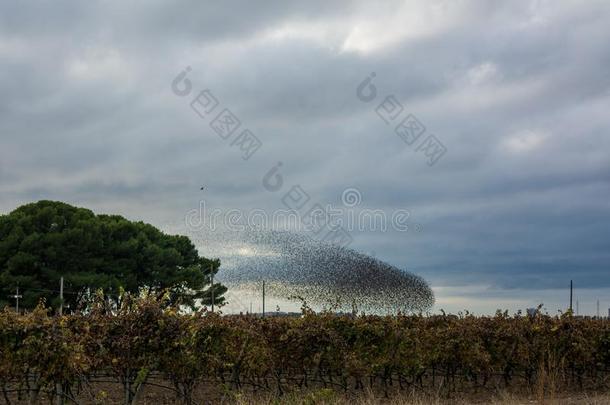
570 280 572 312
262 280 265 318
597 300 600 318
59 277 64 316
56 278 65 405
12 287 22 314
576 300 579 316
55 279 65 405
210 265 214 313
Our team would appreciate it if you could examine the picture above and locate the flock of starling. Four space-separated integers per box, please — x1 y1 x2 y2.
188 227 434 314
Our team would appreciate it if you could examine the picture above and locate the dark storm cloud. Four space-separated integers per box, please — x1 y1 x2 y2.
1 0 610 311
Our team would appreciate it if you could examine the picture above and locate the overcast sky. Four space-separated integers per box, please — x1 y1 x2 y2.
1 0 609 314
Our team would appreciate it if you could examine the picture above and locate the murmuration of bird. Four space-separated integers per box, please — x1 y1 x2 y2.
187 227 434 314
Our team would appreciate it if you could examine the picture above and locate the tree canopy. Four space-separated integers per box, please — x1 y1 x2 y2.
0 200 226 311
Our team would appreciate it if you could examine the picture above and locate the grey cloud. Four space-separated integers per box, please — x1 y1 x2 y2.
1 1 610 312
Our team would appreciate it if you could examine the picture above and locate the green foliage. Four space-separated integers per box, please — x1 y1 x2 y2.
0 200 226 311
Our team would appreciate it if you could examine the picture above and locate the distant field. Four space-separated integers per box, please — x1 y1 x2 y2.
1 298 609 404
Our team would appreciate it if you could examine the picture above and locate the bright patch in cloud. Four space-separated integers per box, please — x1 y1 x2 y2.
66 47 129 81
467 62 502 86
341 1 470 54
503 130 548 153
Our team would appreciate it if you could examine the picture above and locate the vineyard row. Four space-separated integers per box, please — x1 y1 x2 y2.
1 297 610 404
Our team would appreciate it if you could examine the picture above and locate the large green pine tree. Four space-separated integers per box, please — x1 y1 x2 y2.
0 200 226 311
